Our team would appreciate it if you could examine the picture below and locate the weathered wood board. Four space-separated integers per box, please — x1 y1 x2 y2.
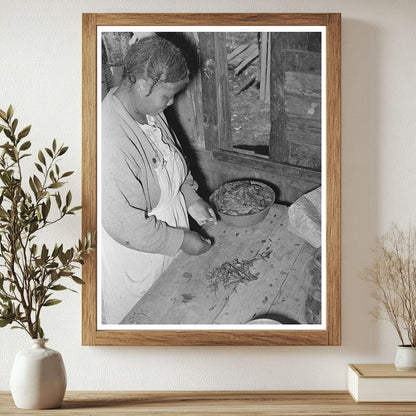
121 205 321 326
284 71 321 169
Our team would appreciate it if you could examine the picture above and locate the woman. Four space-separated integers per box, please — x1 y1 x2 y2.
101 35 216 324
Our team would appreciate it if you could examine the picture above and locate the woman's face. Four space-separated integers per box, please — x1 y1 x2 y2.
134 80 185 117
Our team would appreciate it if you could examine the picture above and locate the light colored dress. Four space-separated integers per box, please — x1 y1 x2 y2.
102 116 190 324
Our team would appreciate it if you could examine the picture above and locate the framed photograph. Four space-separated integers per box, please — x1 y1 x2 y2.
82 13 341 346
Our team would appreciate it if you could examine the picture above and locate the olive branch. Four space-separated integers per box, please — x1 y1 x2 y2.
0 105 95 339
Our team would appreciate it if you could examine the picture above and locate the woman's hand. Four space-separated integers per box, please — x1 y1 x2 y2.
188 199 217 226
181 230 212 255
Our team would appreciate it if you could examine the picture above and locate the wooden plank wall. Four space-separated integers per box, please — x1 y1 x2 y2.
168 31 322 204
163 32 206 150
269 32 322 170
185 147 320 204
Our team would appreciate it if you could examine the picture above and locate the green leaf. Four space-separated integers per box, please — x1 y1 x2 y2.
52 139 57 152
17 125 31 140
48 182 64 189
4 128 12 140
11 118 18 133
29 177 37 197
19 140 31 151
25 191 33 203
58 146 68 156
68 206 82 214
50 284 68 291
61 171 74 178
50 270 58 281
58 250 67 264
0 109 7 121
65 191 72 207
38 150 46 165
71 276 85 285
41 244 48 262
43 299 62 307
53 244 63 259
45 147 53 158
49 170 56 182
33 175 43 192
59 271 73 277
29 222 39 234
0 317 13 327
31 244 38 256
55 192 62 208
0 292 12 302
41 201 50 220
51 244 59 258
6 105 14 121
34 163 43 173
38 325 44 339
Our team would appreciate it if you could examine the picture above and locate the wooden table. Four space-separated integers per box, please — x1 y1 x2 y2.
122 204 320 325
1 391 416 415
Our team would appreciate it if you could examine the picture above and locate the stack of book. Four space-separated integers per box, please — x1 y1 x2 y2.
348 364 416 402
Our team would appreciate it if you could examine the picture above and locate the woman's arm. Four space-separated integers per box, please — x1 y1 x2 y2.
102 162 185 257
101 118 184 257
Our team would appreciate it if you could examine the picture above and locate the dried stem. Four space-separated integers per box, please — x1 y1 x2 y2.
363 223 416 346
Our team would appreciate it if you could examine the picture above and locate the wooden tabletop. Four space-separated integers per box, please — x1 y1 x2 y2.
1 391 416 415
122 204 319 325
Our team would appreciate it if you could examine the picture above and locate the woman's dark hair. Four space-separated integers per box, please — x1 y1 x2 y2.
123 36 189 94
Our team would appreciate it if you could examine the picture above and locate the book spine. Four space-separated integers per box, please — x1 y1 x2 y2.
347 366 359 402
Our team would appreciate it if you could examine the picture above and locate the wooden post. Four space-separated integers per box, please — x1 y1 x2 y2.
199 33 219 151
199 32 231 151
214 33 232 151
259 32 271 103
269 32 289 163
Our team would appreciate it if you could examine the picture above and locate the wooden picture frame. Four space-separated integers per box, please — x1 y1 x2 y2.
82 13 341 346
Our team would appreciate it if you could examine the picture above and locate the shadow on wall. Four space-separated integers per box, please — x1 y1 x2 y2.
341 18 382 355
158 32 200 79
162 32 200 149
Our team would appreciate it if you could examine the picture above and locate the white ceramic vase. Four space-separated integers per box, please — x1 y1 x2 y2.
394 345 416 371
10 338 67 409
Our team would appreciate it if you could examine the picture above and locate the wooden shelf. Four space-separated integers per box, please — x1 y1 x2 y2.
1 391 416 415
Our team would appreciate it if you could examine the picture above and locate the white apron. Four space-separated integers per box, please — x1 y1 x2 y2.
102 119 189 324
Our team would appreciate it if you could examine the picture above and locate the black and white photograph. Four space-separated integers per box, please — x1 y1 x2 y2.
97 27 325 329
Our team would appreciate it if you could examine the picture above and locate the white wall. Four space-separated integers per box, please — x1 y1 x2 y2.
1 0 416 391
